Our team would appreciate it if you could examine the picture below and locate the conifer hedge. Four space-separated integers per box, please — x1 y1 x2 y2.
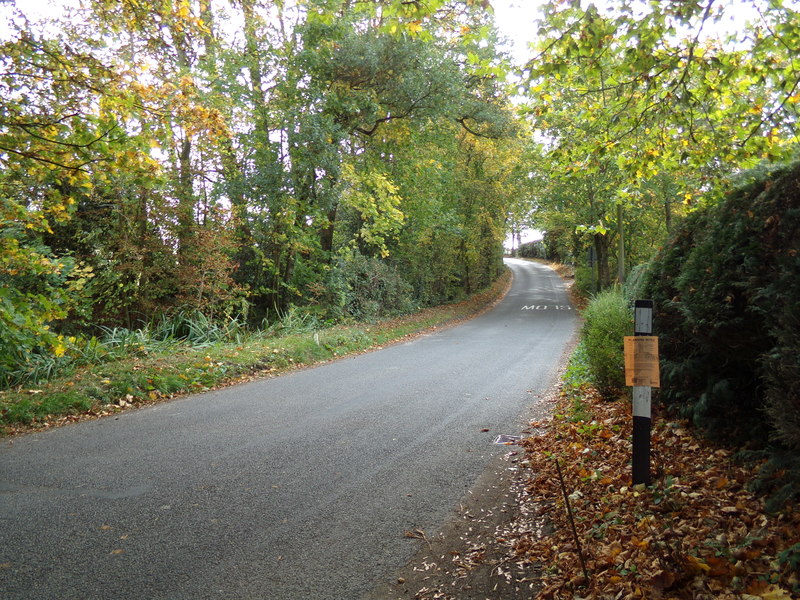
641 161 800 503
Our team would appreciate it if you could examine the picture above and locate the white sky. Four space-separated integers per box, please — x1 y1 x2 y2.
1 0 545 55
492 0 546 64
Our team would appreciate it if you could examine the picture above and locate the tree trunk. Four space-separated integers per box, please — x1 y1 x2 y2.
617 202 625 285
594 233 611 290
319 206 338 255
240 0 266 109
177 135 195 265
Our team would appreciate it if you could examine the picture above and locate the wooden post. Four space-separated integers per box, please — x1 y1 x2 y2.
632 300 653 486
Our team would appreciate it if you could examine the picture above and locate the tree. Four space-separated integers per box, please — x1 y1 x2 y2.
0 16 129 377
521 0 800 281
1 0 524 384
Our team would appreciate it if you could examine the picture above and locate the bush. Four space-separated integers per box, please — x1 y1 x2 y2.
517 240 547 259
581 286 633 397
324 251 416 322
641 162 800 446
640 161 800 507
623 263 650 303
574 265 599 297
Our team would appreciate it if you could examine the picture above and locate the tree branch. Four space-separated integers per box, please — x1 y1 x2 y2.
456 117 497 138
0 144 102 172
15 124 119 149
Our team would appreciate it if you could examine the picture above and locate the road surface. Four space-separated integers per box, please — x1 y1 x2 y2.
0 258 576 599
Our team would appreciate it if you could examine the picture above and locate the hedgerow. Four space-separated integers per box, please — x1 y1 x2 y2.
641 161 800 508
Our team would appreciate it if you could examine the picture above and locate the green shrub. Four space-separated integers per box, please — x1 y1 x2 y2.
325 251 416 322
574 265 599 297
562 342 592 397
623 263 650 302
641 162 800 446
640 160 800 508
581 286 633 397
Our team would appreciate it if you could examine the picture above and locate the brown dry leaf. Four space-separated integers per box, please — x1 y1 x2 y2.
502 374 800 600
649 569 676 591
705 555 732 577
714 476 729 489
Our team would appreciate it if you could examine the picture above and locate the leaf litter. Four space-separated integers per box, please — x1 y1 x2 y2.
405 380 799 600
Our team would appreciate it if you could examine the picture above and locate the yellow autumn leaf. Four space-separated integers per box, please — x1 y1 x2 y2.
177 0 190 18
759 585 793 600
684 554 710 575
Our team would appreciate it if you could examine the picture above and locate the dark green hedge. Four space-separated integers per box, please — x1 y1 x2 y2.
642 161 800 458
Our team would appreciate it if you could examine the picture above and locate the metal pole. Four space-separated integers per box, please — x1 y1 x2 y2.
632 300 653 486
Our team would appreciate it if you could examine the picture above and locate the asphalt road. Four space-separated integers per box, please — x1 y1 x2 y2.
0 258 576 599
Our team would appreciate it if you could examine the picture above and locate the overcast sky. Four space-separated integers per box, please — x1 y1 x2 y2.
1 0 545 59
492 0 546 63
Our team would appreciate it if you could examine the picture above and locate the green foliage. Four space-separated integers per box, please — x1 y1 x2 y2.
623 263 650 303
324 251 416 322
524 0 799 287
516 240 547 259
266 306 323 336
97 326 174 357
641 161 800 506
642 162 800 443
1 274 509 428
745 447 800 514
151 311 248 347
1 391 92 425
778 543 800 586
574 265 598 297
581 287 633 397
562 342 592 395
0 0 517 390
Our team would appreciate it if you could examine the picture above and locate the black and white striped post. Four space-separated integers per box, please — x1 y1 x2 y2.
632 300 654 486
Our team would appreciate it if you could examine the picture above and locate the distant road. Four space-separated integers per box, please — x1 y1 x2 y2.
0 258 576 599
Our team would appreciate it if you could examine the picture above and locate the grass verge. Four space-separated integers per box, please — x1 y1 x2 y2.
0 269 512 435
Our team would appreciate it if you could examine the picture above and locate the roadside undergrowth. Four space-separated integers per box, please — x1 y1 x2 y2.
512 360 800 599
0 270 511 435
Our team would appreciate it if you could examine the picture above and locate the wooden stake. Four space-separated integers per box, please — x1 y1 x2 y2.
554 458 589 585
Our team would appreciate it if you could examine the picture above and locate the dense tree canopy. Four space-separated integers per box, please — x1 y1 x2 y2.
5 0 799 387
0 0 529 384
516 0 799 288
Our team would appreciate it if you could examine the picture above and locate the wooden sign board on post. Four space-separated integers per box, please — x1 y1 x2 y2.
624 336 660 388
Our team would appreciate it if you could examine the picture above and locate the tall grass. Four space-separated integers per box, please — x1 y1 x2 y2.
3 312 251 389
152 310 248 346
266 306 322 336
